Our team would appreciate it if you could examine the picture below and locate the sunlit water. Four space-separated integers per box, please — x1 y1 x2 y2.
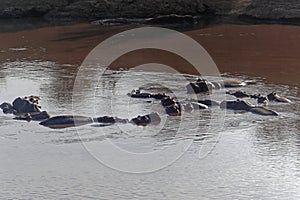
0 60 300 199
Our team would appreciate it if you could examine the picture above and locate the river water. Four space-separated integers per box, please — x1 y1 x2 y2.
0 58 300 199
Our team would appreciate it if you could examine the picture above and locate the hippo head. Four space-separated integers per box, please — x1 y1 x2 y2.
165 104 182 116
12 97 42 114
161 97 177 107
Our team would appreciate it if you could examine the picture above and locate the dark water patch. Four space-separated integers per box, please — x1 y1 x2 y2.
0 18 73 33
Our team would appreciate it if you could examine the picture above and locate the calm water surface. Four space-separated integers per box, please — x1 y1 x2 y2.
0 59 300 199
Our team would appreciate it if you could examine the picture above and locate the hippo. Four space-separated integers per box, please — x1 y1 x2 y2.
1 96 49 120
220 99 278 116
267 92 291 103
160 97 184 116
40 112 162 129
249 107 279 116
95 116 128 124
0 96 42 114
226 90 250 98
128 90 168 100
161 96 177 107
12 96 42 114
186 78 212 94
130 112 161 126
220 99 255 111
40 115 94 129
128 89 151 98
222 80 247 88
250 94 269 105
165 104 182 116
186 78 249 94
150 93 168 100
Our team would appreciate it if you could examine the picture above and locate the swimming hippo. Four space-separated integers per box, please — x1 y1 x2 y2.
39 115 94 129
40 112 162 129
165 104 182 116
222 80 247 88
187 78 249 94
128 90 168 100
226 90 250 98
128 89 151 98
250 94 269 105
161 96 177 107
150 93 168 100
130 112 161 126
220 99 255 111
220 99 278 116
186 78 213 94
267 92 291 103
95 116 128 124
249 107 279 116
160 97 184 116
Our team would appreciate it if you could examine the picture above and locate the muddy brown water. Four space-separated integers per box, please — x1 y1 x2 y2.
0 22 300 199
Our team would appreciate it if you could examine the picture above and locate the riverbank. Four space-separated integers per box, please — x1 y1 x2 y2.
0 22 299 91
1 0 300 23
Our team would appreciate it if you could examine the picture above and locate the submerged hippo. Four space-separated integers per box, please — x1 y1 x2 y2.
186 78 213 94
161 97 184 116
95 116 128 124
165 103 182 116
187 78 249 94
250 94 269 105
267 92 291 103
161 96 177 107
167 102 207 115
220 99 278 116
220 99 255 111
249 107 279 116
128 90 151 98
40 115 94 129
40 112 162 129
226 90 250 98
128 90 168 100
222 80 247 88
130 112 161 126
